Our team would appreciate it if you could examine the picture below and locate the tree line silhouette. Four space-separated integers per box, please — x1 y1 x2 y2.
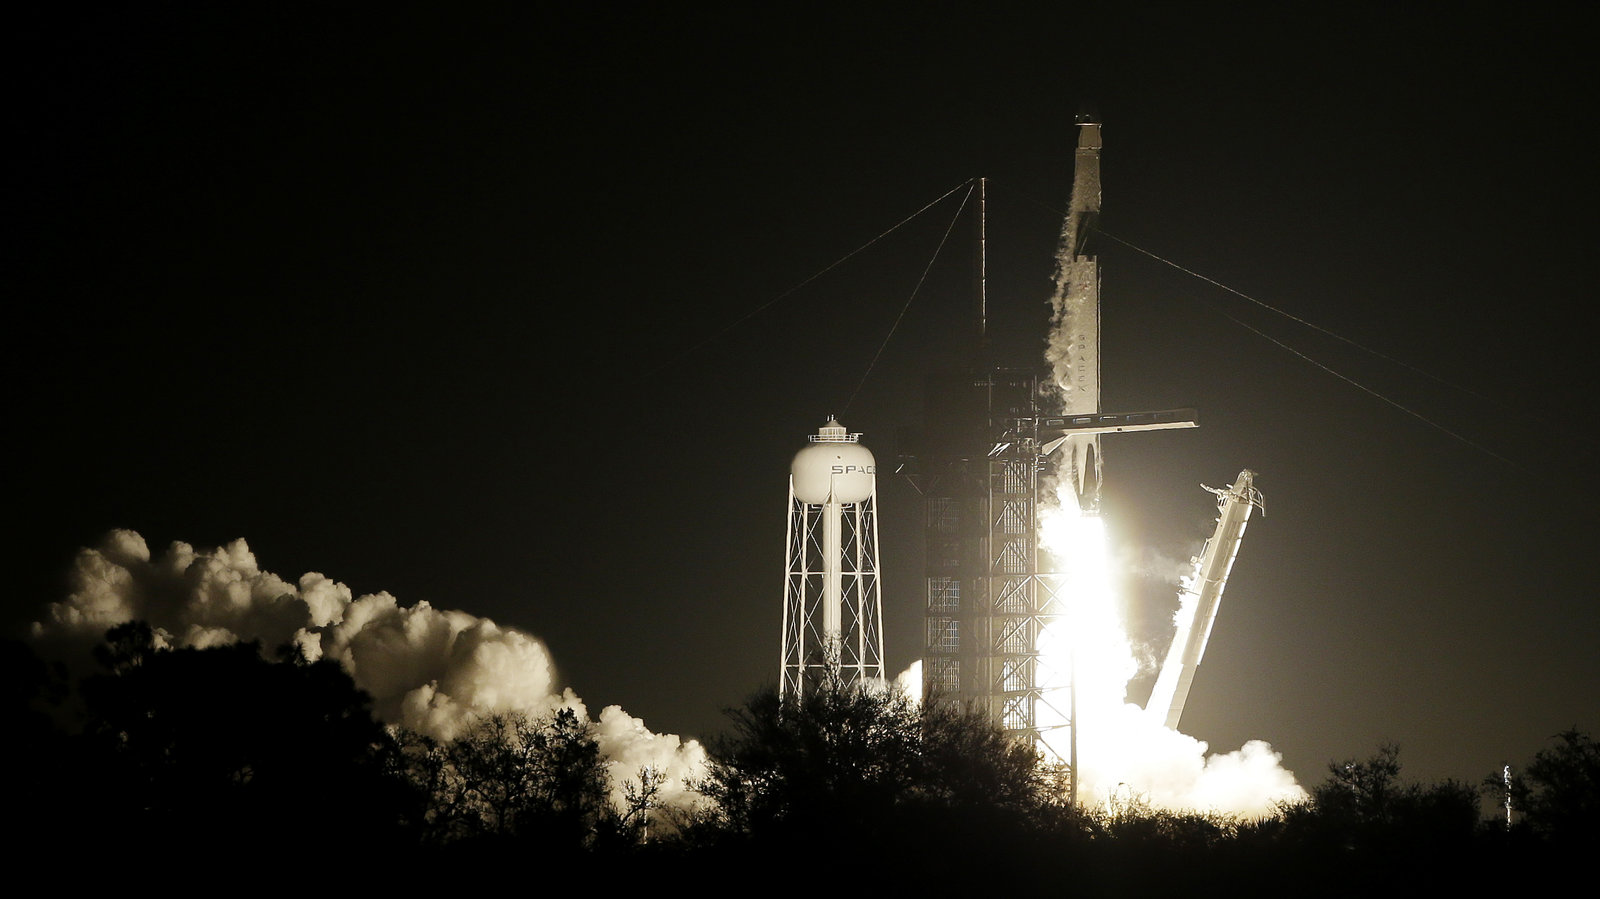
6 624 1591 891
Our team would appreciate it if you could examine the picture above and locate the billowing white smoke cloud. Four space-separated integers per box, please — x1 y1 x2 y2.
1072 675 1305 817
33 529 708 814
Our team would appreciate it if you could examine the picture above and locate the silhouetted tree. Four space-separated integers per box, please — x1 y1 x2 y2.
616 763 665 843
1079 792 1269 898
1503 728 1599 846
1276 743 1482 892
405 708 616 852
76 622 418 855
688 681 1067 889
2 638 78 838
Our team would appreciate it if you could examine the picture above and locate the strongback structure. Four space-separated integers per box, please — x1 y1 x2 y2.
904 119 1197 771
1146 470 1263 730
781 419 885 698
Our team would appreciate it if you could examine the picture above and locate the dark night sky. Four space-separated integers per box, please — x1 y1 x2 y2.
10 3 1596 788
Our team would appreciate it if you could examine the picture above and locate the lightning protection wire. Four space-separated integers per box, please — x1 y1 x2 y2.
646 179 976 379
1094 227 1499 406
1095 227 1521 470
1216 308 1521 469
842 181 976 415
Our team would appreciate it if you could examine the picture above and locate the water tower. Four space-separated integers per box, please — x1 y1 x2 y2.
780 418 885 697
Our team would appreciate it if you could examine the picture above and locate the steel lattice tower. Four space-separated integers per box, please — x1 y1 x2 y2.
907 120 1195 787
910 370 1068 754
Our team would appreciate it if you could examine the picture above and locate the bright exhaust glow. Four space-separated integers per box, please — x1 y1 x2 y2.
1035 481 1305 817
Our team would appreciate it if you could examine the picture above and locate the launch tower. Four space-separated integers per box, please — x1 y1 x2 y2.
905 119 1197 768
907 367 1058 734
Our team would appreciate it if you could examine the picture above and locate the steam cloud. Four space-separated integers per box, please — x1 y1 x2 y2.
1118 543 1203 587
33 529 707 813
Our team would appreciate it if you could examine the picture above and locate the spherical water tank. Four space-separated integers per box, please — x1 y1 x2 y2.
791 419 876 504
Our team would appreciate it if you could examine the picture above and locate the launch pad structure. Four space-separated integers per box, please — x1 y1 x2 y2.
901 120 1200 776
776 119 1259 796
904 367 1071 737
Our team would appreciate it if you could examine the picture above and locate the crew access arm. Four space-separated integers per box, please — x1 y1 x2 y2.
1146 470 1263 730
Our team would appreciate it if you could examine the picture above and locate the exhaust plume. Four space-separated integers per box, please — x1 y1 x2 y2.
1036 463 1305 818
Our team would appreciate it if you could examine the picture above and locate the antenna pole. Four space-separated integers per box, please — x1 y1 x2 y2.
979 176 988 345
